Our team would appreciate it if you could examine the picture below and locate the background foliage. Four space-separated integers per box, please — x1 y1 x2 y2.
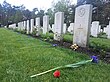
0 0 110 27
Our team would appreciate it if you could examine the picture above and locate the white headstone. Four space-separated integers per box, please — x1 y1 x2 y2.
106 25 109 35
43 15 49 34
9 24 16 29
54 12 64 41
35 18 40 27
104 27 107 33
63 23 67 34
101 29 103 32
107 27 110 39
91 21 99 37
107 22 110 39
4 26 7 28
18 22 22 30
26 20 29 34
98 25 101 34
21 22 24 30
103 27 106 33
52 24 55 33
68 23 74 34
9 24 12 28
13 24 16 29
73 4 93 47
17 22 20 30
30 19 34 34
24 21 27 30
35 17 40 36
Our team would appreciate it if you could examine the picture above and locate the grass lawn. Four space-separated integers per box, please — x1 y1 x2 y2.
0 28 110 82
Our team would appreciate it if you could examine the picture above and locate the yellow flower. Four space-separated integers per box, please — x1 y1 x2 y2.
70 44 79 50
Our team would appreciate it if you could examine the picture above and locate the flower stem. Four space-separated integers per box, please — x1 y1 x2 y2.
30 59 92 78
30 66 63 77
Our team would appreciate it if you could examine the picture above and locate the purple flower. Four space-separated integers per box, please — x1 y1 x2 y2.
52 44 58 47
91 56 98 63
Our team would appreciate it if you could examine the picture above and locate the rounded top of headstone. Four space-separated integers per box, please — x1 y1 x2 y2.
92 21 99 24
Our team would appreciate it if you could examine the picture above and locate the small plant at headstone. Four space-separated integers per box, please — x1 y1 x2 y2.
47 36 50 40
49 39 53 42
20 29 26 34
43 38 47 41
32 28 37 36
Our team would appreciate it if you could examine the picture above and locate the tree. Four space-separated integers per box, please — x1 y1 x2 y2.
45 8 54 26
31 8 38 18
46 0 75 26
0 1 35 25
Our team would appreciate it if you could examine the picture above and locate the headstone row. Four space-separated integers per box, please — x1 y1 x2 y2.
6 4 110 48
